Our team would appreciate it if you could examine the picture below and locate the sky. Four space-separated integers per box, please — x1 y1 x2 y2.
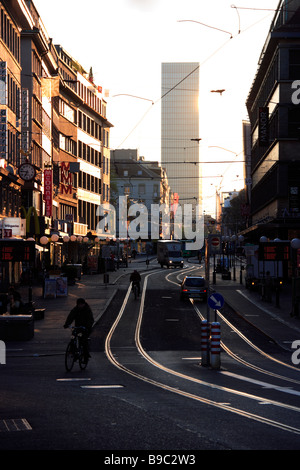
34 0 280 216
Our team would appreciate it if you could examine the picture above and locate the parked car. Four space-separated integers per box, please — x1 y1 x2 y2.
180 276 207 301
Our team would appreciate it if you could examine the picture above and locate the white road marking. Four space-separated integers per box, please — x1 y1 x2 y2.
0 419 32 432
81 385 124 389
57 378 91 382
221 371 300 397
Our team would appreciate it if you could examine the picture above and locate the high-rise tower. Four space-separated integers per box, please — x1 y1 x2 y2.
161 63 201 211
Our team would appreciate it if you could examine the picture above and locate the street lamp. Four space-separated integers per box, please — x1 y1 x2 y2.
50 234 59 267
40 236 48 270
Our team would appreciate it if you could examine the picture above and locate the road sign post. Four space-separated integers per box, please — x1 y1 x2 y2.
209 235 221 286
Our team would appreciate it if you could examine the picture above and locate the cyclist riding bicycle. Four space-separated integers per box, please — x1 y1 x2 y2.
64 298 94 362
130 270 141 296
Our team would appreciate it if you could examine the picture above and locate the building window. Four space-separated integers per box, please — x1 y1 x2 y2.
289 49 300 79
288 107 300 138
138 184 146 195
60 134 76 155
59 99 75 122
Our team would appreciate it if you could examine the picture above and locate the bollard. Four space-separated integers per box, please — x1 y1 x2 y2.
210 322 221 369
200 320 209 367
0 340 6 364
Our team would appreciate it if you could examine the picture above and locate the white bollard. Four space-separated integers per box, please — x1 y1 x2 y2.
0 340 6 365
210 322 221 369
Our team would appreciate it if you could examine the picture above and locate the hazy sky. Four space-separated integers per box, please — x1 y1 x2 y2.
33 0 280 214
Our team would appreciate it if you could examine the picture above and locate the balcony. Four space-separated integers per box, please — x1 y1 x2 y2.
73 222 88 236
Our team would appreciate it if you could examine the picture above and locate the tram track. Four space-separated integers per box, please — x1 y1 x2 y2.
104 266 300 437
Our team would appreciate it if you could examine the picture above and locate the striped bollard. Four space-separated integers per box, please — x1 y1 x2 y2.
201 320 209 367
210 322 221 369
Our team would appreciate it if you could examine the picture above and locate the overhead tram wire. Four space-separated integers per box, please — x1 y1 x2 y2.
115 34 233 149
115 4 279 149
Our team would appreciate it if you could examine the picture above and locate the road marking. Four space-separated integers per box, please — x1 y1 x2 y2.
81 385 124 389
221 371 300 397
57 378 91 382
0 419 32 432
182 357 202 361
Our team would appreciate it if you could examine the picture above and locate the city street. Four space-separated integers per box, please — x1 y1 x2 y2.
1 257 300 454
1 0 300 461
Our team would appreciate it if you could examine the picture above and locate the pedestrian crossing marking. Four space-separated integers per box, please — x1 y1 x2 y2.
0 419 32 432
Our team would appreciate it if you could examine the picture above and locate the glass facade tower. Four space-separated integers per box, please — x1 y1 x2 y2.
161 63 201 211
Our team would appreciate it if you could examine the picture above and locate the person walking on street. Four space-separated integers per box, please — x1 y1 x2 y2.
64 298 94 362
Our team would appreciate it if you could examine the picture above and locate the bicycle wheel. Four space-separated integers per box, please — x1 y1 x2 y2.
79 347 88 370
65 341 75 371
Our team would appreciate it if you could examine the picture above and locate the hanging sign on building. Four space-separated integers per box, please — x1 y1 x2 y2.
60 162 72 195
258 107 269 146
44 169 53 217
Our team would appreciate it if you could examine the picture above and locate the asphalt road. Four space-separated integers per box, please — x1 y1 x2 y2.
1 265 300 455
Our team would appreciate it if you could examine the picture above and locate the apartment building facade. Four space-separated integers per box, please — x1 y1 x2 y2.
245 0 300 243
0 0 113 285
0 0 29 237
111 149 171 239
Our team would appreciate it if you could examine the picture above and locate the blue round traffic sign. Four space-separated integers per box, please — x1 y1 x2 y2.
208 293 224 309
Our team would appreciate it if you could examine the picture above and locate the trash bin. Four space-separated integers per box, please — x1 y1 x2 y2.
33 309 45 320
0 315 34 341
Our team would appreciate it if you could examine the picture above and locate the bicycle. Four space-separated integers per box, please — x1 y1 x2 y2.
65 326 89 371
132 281 139 300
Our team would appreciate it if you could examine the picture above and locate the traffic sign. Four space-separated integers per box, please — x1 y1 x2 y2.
208 293 224 309
209 235 221 253
211 237 220 247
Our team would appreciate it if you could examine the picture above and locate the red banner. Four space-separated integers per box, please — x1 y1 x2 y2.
60 162 72 194
44 169 53 217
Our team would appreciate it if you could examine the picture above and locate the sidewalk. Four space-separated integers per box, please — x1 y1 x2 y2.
5 259 146 355
210 268 300 351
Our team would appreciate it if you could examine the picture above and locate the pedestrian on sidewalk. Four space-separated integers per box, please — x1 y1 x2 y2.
7 286 24 314
64 298 94 361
